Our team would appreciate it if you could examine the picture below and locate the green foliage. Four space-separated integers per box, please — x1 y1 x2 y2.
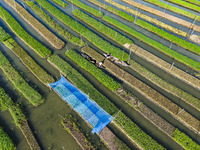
0 126 15 150
135 19 200 55
52 0 68 7
0 87 13 111
0 51 42 106
0 27 11 42
72 9 133 46
0 6 51 58
115 112 165 150
48 55 165 149
9 104 26 127
144 0 200 21
102 15 200 71
167 0 200 12
35 0 128 61
48 55 118 115
185 0 200 6
26 1 84 47
65 50 121 90
67 0 103 17
87 0 134 21
173 129 200 150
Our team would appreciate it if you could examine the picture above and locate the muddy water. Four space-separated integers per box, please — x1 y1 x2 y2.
0 0 200 149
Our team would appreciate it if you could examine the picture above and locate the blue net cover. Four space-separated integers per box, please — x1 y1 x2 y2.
49 76 114 134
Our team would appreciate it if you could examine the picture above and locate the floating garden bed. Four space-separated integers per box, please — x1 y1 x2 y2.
0 51 43 106
0 6 51 58
135 19 200 56
143 0 200 22
166 0 200 13
0 126 15 150
121 0 200 33
102 16 200 72
47 54 165 150
26 1 85 47
104 0 187 37
87 0 134 21
51 0 68 7
62 115 96 150
0 29 54 84
34 0 129 61
72 9 133 47
66 0 103 18
5 0 65 50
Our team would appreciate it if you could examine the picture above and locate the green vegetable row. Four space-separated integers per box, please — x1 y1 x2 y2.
173 129 200 150
25 1 85 47
87 0 134 21
166 0 200 13
0 50 43 106
144 0 200 22
102 16 200 71
66 0 103 18
0 6 51 58
0 27 11 42
72 9 133 46
0 126 15 150
184 0 200 6
135 19 200 55
34 0 128 61
51 0 68 7
65 50 121 90
48 54 165 149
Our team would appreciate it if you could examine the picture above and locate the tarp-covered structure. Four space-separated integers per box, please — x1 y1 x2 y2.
49 76 113 134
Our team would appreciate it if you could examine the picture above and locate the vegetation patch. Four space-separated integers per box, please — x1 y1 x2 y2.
48 54 165 150
66 50 120 90
173 129 200 150
102 16 200 71
35 0 128 61
51 0 68 7
166 0 200 13
87 0 134 21
0 126 15 150
184 0 200 6
0 6 51 58
135 19 200 55
0 51 43 106
26 1 84 47
72 9 133 46
144 0 200 22
67 0 103 18
104 0 187 37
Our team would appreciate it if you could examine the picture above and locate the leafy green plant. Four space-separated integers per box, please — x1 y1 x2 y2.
184 0 200 6
135 19 200 55
0 51 43 106
67 0 103 18
0 6 51 58
65 50 121 90
102 15 200 71
87 0 134 21
72 9 133 46
0 126 15 150
34 0 128 61
173 129 200 150
52 0 68 7
25 1 84 47
0 87 13 111
0 27 11 42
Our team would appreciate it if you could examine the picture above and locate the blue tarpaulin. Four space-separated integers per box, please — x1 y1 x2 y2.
49 76 113 134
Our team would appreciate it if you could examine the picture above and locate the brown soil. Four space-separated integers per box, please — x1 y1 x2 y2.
189 34 200 45
63 118 95 150
122 0 200 33
5 0 65 50
20 121 41 150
